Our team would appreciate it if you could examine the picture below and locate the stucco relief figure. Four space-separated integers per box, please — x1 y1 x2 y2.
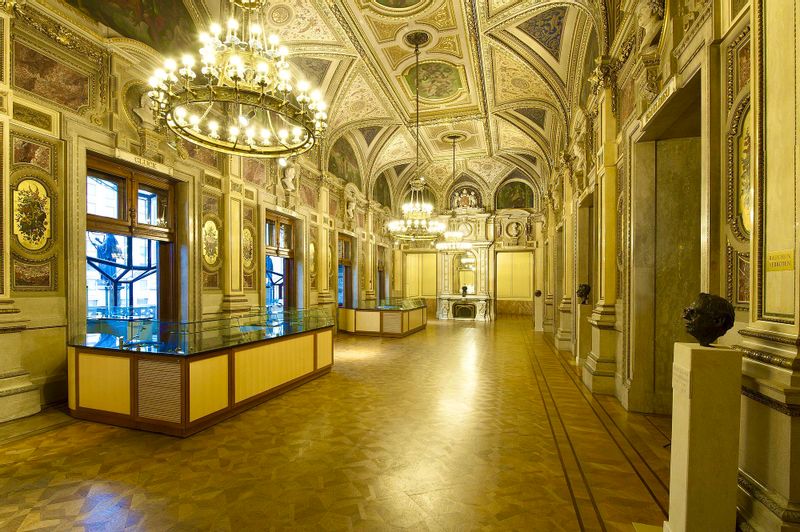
682 293 735 347
133 92 157 130
635 0 665 52
282 165 296 192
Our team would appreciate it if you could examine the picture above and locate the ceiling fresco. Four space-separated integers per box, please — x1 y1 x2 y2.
65 0 602 205
63 0 198 54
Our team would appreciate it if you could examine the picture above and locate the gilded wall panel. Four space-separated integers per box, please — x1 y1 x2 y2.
9 129 61 294
202 191 223 290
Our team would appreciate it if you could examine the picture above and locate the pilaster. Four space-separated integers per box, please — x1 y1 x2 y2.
584 72 619 393
555 162 575 351
736 2 800 529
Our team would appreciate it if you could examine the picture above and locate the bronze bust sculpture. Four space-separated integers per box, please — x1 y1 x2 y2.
682 293 735 347
576 283 591 305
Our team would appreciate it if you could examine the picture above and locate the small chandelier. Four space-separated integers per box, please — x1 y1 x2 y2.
147 0 328 158
434 133 471 251
388 31 444 242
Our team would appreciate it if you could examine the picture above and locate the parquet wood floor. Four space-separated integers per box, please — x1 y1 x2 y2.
0 319 670 531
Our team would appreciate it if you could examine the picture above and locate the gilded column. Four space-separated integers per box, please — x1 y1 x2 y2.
583 63 618 393
737 2 800 529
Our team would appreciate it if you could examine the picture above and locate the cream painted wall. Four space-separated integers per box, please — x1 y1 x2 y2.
496 251 533 300
404 253 437 298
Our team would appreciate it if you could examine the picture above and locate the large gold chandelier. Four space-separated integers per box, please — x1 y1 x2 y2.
147 0 328 158
388 32 444 242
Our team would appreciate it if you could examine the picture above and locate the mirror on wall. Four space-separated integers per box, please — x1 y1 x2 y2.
453 251 477 295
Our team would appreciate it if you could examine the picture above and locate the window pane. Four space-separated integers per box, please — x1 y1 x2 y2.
265 255 286 308
266 220 276 247
87 175 120 218
137 185 168 227
338 264 345 306
86 231 159 318
279 223 292 249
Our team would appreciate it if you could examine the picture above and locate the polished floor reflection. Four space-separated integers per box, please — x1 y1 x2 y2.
0 319 670 530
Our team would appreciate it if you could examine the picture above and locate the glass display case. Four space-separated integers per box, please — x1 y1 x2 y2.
338 297 427 337
67 306 335 437
75 306 334 356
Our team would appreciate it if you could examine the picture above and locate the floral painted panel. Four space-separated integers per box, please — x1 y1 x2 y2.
202 219 220 266
496 180 535 210
13 179 50 251
738 108 753 235
63 0 196 55
13 43 89 112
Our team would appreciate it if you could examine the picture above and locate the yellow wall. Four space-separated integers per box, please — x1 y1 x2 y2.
405 253 437 297
496 252 533 300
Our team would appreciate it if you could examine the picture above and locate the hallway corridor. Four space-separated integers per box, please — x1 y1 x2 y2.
0 319 670 531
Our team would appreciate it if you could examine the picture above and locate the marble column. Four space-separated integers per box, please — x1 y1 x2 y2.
737 3 800 529
556 165 575 351
584 79 618 394
316 181 336 308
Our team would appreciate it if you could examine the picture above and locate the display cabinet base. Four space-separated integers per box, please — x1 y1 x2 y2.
67 327 335 438
69 366 331 437
338 307 427 337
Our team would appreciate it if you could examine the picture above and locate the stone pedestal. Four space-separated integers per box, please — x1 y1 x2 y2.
583 304 617 393
0 301 39 422
555 297 573 350
575 303 593 368
664 343 741 532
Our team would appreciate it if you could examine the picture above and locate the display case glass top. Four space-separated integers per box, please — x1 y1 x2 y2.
70 306 334 356
350 298 426 311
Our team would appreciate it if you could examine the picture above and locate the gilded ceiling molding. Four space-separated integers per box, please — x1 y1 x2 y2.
462 0 493 149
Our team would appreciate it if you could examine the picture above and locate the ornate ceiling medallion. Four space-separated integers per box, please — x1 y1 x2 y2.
147 0 328 159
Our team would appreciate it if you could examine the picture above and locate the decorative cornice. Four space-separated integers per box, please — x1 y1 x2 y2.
739 471 800 524
735 345 799 370
741 386 800 417
740 328 800 346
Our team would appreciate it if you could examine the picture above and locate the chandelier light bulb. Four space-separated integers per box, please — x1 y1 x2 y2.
210 23 222 37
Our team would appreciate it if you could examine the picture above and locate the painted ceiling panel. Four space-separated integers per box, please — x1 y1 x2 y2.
517 7 567 61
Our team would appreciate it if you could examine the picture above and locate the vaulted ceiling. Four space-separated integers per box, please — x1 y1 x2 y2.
60 0 607 205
